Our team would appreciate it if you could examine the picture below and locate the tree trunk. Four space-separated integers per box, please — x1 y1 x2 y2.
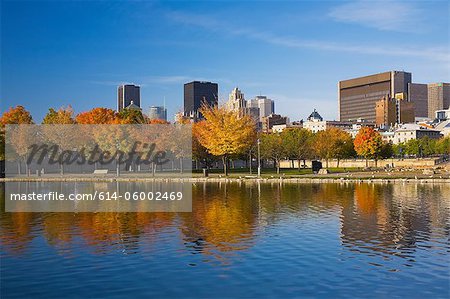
116 160 120 177
180 157 183 174
17 161 21 175
375 159 378 168
326 158 329 169
337 158 340 168
298 159 301 171
249 152 252 175
25 161 29 177
365 159 368 168
276 160 280 174
222 156 228 176
60 164 64 175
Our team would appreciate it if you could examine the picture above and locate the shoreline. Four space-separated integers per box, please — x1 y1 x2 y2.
1 176 450 184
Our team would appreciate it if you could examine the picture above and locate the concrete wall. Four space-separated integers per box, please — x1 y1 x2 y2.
280 158 442 169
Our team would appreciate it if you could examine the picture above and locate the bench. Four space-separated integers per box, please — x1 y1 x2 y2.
93 169 108 175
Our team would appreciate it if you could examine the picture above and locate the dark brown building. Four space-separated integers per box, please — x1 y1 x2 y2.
184 81 218 120
408 83 428 118
338 71 411 122
118 84 140 112
375 95 415 128
428 83 450 119
262 113 289 133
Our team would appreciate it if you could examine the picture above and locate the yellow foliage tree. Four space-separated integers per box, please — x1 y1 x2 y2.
196 104 256 175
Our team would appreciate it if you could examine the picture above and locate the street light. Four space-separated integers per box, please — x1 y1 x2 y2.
257 138 261 178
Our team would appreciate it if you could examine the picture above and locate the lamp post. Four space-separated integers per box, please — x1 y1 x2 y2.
257 138 261 178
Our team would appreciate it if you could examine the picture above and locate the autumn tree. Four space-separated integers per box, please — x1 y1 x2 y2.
0 106 34 174
192 121 215 169
196 104 256 175
41 106 76 174
315 128 354 168
0 106 34 125
353 127 384 167
282 128 314 171
75 107 117 124
42 106 76 124
260 133 286 174
117 108 146 124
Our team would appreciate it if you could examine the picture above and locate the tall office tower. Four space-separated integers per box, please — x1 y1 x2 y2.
226 87 246 112
427 83 450 119
408 83 428 118
183 81 218 119
375 94 414 128
118 84 141 112
148 106 167 121
338 71 412 122
247 96 274 121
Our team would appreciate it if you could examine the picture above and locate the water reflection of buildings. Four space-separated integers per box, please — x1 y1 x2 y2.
340 183 450 260
1 182 449 264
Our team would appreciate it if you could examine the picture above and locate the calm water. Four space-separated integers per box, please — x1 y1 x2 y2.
1 182 449 298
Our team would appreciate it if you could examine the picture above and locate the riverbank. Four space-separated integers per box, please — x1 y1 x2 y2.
2 170 450 184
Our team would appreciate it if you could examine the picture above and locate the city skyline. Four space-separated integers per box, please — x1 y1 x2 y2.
1 1 449 122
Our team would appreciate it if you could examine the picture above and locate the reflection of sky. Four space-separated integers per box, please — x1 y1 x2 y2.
1 182 449 298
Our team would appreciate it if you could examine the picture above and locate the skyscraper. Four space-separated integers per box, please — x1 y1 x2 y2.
408 83 428 118
226 87 246 112
247 96 274 121
427 83 450 119
148 106 167 121
183 81 218 119
338 71 411 122
118 84 140 112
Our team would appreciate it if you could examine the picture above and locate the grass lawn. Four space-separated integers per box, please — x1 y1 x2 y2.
192 167 362 178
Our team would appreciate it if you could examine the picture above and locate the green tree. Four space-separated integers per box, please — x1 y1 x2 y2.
436 137 450 155
282 128 314 171
260 133 286 174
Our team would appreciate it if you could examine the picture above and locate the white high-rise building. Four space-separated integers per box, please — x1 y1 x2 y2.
247 96 274 121
226 87 246 112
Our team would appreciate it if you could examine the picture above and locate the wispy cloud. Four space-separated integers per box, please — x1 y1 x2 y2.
328 0 423 32
166 10 449 63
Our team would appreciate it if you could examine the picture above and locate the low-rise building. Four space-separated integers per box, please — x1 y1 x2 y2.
380 131 395 144
262 114 289 133
435 108 450 121
303 109 375 136
393 124 441 144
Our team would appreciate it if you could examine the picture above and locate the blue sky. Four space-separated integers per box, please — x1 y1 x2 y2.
1 0 449 122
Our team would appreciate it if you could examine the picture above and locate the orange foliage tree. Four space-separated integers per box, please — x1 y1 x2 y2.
75 107 117 124
353 127 384 167
0 106 34 125
0 106 34 171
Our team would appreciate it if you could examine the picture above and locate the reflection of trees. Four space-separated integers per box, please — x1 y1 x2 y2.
180 183 258 257
1 182 449 265
0 212 37 255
